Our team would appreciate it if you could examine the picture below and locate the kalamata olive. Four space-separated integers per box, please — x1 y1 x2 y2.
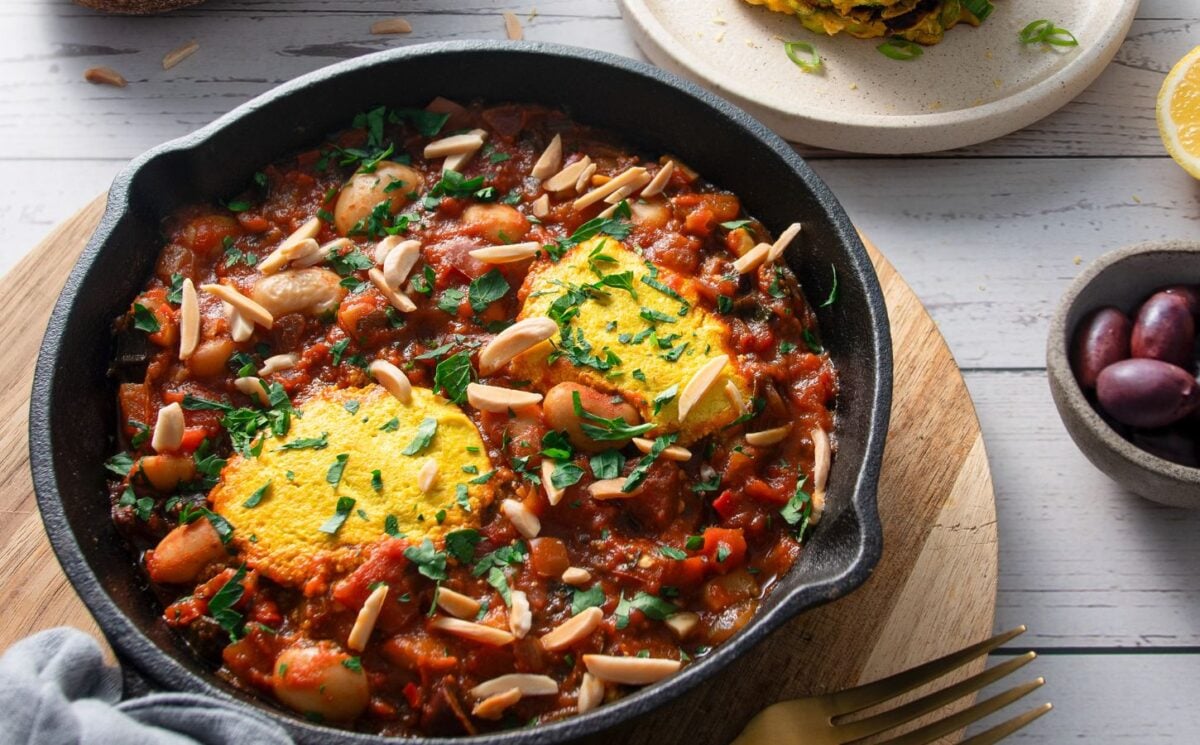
1162 285 1200 317
1071 307 1131 389
1132 291 1195 369
1131 425 1200 468
1095 358 1200 428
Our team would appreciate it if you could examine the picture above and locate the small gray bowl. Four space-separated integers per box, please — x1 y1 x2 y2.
1047 240 1200 508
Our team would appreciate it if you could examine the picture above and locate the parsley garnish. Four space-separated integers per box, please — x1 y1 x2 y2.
278 432 329 451
572 391 653 441
468 269 510 312
208 565 247 640
652 385 679 415
659 546 688 560
433 351 473 404
319 496 355 534
402 417 438 455
589 449 625 479
326 453 350 488
242 481 271 509
614 591 677 629
445 529 482 564
571 585 605 616
820 265 838 308
551 462 585 490
131 303 160 333
404 538 449 580
623 433 678 492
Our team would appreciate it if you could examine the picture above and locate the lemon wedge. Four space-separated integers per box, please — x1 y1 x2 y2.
1158 45 1200 180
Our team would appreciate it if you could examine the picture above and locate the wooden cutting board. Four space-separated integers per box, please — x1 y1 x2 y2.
0 197 998 744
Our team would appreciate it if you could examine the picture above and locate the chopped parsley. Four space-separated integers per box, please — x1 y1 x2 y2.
622 433 679 492
404 538 449 581
208 565 248 640
319 496 355 534
468 270 510 313
401 417 438 455
571 390 653 441
571 585 605 616
131 303 160 333
277 432 329 451
614 591 676 629
445 529 482 563
550 462 585 490
326 453 350 489
242 481 271 509
589 449 625 480
433 351 473 404
652 385 679 415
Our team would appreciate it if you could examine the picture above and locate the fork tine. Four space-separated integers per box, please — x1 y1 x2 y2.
835 652 1037 741
958 703 1054 745
829 626 1027 715
877 677 1045 745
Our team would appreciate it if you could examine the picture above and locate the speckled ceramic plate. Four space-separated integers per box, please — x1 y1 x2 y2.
620 0 1139 153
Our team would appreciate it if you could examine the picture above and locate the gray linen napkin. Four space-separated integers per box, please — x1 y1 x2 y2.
0 627 293 745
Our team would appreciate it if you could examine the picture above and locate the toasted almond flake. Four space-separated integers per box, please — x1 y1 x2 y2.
370 17 412 34
178 278 199 361
641 160 675 198
811 427 830 524
472 687 522 720
368 267 417 312
664 612 699 640
724 380 745 414
531 193 550 218
631 437 692 462
540 606 602 651
295 239 335 269
577 672 605 714
430 617 515 646
84 66 126 87
509 590 532 639
223 302 254 343
151 402 184 452
541 459 567 505
746 425 791 447
478 317 557 374
202 283 273 329
766 222 802 263
583 654 681 685
258 353 299 376
417 458 439 493
443 128 488 172
162 39 199 70
234 376 270 405
573 167 648 210
604 172 653 205
561 567 591 585
574 162 597 194
637 554 655 569
732 243 771 274
435 587 482 619
470 674 558 700
370 360 413 404
503 10 524 40
678 355 729 422
589 478 636 500
467 382 543 413
347 584 388 651
501 498 540 539
373 235 400 265
544 157 591 192
530 134 563 180
260 218 322 274
424 132 486 159
383 240 423 287
469 242 541 264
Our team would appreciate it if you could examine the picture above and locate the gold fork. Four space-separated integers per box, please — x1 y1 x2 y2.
733 626 1051 745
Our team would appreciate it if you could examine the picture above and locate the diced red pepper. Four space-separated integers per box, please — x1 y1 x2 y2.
699 527 747 575
712 489 741 521
179 427 208 453
402 682 421 710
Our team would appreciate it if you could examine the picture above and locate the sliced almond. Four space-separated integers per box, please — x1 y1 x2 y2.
574 162 598 194
561 567 591 586
577 672 605 714
418 458 439 493
424 132 486 159
369 267 417 313
582 654 681 685
468 242 541 264
589 478 636 500
501 499 540 539
732 243 771 274
467 382 543 413
544 156 591 192
541 459 565 506
540 606 602 652
178 278 199 361
436 587 482 619
664 612 699 640
84 66 126 87
224 302 254 343
430 617 515 646
503 10 524 40
296 238 343 268
531 193 550 218
202 283 273 329
478 317 557 375
373 234 401 265
640 160 675 198
370 17 412 34
469 673 558 700
724 380 745 415
509 590 532 639
603 173 653 204
162 39 199 70
234 376 270 406
260 218 322 274
766 222 802 263
530 134 563 180
472 687 522 720
258 353 299 376
443 128 488 172
347 584 388 652
678 355 729 422
745 425 791 447
151 402 184 452
573 167 648 210
382 240 422 286
370 360 413 404
631 437 692 462
811 427 830 524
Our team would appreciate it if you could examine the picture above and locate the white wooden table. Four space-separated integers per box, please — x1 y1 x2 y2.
2 1 1198 741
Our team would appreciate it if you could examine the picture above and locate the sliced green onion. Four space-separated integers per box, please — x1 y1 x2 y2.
1018 20 1078 47
784 41 821 73
961 0 994 22
876 37 923 61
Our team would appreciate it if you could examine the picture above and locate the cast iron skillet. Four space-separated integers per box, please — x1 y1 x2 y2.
30 41 891 744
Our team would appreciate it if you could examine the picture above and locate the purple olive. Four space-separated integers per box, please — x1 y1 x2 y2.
1096 358 1200 428
1132 425 1200 468
1071 307 1132 389
1132 291 1195 369
1162 285 1200 317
